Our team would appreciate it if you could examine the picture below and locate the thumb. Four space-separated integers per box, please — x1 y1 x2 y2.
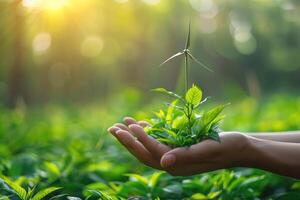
160 153 176 168
161 146 198 168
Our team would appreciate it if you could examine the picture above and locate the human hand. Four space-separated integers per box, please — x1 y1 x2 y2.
158 131 251 176
108 117 252 176
108 117 171 170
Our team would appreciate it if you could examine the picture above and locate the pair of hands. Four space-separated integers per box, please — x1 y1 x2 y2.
108 117 251 176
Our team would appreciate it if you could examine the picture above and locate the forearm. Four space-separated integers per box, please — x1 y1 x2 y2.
245 136 300 179
248 131 300 143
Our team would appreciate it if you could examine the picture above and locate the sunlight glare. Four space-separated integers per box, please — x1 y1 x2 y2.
22 0 39 8
114 0 129 3
32 32 52 55
81 36 104 58
22 0 69 11
142 0 160 5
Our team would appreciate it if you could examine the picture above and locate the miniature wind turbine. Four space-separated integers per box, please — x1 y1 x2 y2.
160 23 213 92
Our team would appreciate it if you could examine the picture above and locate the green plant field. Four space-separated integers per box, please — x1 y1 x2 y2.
1 92 300 199
1 0 299 199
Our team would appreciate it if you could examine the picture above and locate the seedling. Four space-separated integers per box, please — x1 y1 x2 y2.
145 24 228 148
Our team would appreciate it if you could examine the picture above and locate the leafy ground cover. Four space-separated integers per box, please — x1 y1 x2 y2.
1 92 300 199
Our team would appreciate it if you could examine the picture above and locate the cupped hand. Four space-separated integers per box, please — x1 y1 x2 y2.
159 132 251 176
108 117 171 170
108 117 251 176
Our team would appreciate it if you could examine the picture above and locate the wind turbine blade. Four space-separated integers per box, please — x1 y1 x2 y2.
159 51 184 67
185 22 191 49
188 52 214 72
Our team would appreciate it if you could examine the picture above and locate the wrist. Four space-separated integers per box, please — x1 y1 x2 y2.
240 134 265 168
229 132 261 168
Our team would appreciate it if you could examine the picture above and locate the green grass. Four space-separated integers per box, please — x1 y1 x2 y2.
0 92 300 199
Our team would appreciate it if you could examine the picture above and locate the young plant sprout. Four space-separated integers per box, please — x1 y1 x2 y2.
145 24 229 148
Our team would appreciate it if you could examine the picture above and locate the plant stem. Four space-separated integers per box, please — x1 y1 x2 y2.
184 52 189 94
184 51 192 135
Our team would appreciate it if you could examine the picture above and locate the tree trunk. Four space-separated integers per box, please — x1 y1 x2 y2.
8 0 26 107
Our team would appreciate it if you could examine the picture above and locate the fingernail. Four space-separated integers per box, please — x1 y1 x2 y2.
129 124 141 129
128 124 135 129
115 130 123 136
108 127 120 136
161 154 176 168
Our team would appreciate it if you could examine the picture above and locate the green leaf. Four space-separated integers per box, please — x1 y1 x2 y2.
191 193 207 200
194 97 210 109
154 110 165 119
152 88 184 102
148 172 164 188
0 176 27 200
148 131 168 140
124 174 148 185
166 100 178 124
157 138 177 146
44 161 61 177
172 115 188 129
165 102 184 111
66 197 82 200
26 187 35 199
49 194 68 200
202 104 229 128
162 128 177 139
32 187 61 200
291 182 300 190
207 191 221 199
275 192 300 200
162 184 182 196
96 191 113 200
185 85 202 107
208 130 221 143
210 115 225 127
0 196 10 200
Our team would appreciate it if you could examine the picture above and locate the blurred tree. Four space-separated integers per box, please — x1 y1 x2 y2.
8 0 26 107
0 0 299 105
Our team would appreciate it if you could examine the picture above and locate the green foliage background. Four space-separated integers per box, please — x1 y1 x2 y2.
0 0 300 199
1 92 300 199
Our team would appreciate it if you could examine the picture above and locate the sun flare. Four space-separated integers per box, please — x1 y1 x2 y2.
22 0 69 11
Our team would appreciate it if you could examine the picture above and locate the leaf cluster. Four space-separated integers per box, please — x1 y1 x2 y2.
83 170 270 200
146 85 228 147
0 175 61 200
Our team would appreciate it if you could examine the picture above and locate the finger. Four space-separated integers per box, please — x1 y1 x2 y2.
138 121 151 128
124 117 151 128
107 126 120 136
128 124 171 159
161 148 197 168
114 123 130 131
160 140 216 168
124 116 137 126
115 130 161 169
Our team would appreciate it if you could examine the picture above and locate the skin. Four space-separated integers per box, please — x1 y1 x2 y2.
108 117 300 179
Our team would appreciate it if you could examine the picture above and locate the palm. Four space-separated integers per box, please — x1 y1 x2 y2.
108 117 247 176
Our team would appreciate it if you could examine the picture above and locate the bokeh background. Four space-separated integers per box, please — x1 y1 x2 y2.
1 0 300 199
1 0 299 106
